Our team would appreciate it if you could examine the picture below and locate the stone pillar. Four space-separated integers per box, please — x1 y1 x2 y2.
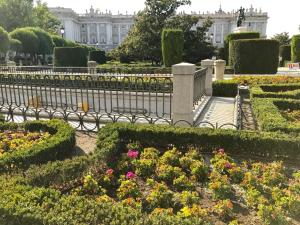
88 61 98 74
172 63 195 126
201 59 214 96
214 60 226 81
87 24 90 44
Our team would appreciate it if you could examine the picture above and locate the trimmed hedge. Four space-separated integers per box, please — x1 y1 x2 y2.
229 39 279 74
89 50 106 64
251 97 300 135
54 47 87 67
162 29 184 67
291 35 300 63
251 83 300 99
279 45 291 66
213 80 238 97
0 119 75 173
0 26 10 53
224 32 260 65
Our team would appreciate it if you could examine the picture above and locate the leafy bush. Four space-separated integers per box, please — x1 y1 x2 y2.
291 35 300 63
9 38 22 52
229 39 279 74
54 47 87 67
0 26 10 53
251 97 300 135
0 120 75 173
51 35 67 47
89 50 106 64
9 28 39 54
279 45 291 66
162 29 184 67
224 32 260 65
251 83 300 99
213 80 238 97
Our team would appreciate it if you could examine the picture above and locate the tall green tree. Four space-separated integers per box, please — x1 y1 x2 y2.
271 32 290 46
0 26 10 53
32 1 61 34
117 0 191 65
165 15 214 63
0 0 33 31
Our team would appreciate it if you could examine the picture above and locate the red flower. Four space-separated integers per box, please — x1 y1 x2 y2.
126 172 136 179
127 150 139 159
218 149 225 154
106 169 114 176
225 162 233 169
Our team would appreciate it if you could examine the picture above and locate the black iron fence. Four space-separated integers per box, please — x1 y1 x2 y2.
0 73 173 131
193 68 207 105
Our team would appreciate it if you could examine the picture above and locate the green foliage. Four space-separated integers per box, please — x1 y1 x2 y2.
27 27 54 55
9 38 22 52
279 45 291 66
0 26 9 53
51 35 67 47
224 32 260 65
271 32 290 46
98 63 172 74
291 35 300 63
229 39 279 74
213 80 238 97
0 120 75 173
54 47 88 67
251 97 300 135
9 28 39 54
162 29 184 67
251 83 300 99
89 50 106 64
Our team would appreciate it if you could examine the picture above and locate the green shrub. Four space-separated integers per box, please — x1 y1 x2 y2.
251 83 300 99
0 120 75 173
291 35 300 63
279 45 291 66
26 27 54 55
162 29 184 67
9 38 22 52
213 80 238 97
224 32 260 65
0 114 4 122
0 26 10 53
229 39 279 74
9 28 39 55
51 35 67 47
54 47 87 67
89 50 106 64
251 97 300 135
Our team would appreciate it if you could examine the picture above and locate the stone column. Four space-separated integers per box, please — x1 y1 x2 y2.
88 61 98 74
87 24 90 44
118 25 121 44
214 60 226 81
106 23 113 45
201 59 214 96
172 63 195 126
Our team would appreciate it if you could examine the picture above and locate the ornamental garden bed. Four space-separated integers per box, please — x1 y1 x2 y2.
1 123 299 225
251 83 300 99
0 119 75 172
251 98 300 135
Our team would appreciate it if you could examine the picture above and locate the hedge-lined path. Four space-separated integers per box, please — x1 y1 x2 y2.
74 132 97 155
241 99 257 130
197 97 236 129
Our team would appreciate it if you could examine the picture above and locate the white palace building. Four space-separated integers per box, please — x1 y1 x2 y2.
50 5 268 51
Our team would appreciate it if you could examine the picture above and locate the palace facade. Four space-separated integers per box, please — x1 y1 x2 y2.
50 5 268 51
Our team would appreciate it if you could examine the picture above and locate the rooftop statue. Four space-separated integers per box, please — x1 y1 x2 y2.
237 7 246 27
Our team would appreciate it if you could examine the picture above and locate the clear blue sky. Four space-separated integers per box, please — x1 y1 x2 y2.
43 0 300 37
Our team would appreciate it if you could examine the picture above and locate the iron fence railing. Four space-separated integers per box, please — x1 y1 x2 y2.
193 68 207 105
0 73 173 131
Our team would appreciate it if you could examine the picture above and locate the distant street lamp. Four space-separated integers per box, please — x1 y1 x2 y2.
60 26 65 38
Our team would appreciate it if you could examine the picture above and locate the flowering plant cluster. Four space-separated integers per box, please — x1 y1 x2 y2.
0 130 50 157
63 146 300 224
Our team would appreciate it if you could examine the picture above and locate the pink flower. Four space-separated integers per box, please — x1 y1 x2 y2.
225 162 233 169
127 150 139 159
126 172 136 179
106 169 114 176
218 149 225 154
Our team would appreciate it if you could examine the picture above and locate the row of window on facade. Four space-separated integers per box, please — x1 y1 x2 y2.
81 34 127 44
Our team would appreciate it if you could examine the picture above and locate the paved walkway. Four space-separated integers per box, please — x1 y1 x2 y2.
196 97 236 129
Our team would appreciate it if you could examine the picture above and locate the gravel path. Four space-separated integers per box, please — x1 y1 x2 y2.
74 131 97 155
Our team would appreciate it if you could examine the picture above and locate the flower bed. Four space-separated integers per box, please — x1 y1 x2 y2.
0 119 75 172
1 123 300 224
251 98 300 135
280 109 300 125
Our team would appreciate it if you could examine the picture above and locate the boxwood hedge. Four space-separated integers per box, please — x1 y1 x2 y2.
279 45 291 66
0 119 75 172
251 83 300 99
229 39 279 74
54 47 87 67
291 35 300 63
251 97 300 135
